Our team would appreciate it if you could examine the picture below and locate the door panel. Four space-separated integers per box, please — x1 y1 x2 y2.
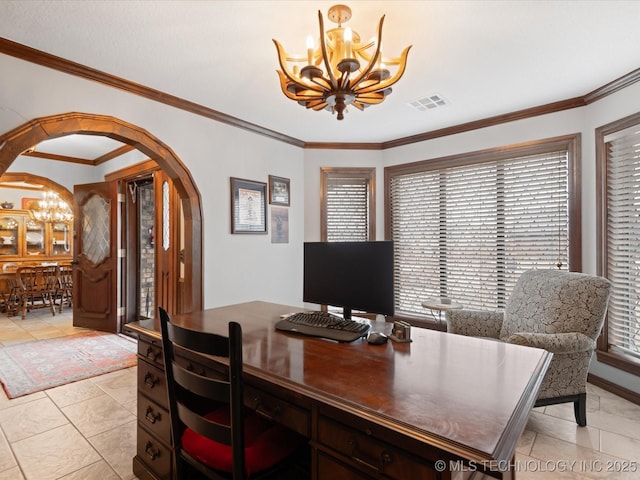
73 181 119 332
155 171 180 315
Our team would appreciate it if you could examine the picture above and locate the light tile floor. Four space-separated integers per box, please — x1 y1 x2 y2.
0 309 138 480
1 310 640 479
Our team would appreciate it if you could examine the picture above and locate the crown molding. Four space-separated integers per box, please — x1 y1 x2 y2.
22 150 95 165
583 66 640 104
0 37 304 149
381 97 586 150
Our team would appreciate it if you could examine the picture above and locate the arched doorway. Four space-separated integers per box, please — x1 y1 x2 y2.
0 112 203 315
0 172 73 205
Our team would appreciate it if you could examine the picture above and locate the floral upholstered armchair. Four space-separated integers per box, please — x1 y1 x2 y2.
446 269 611 426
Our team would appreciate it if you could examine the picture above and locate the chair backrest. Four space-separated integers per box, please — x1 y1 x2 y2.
39 265 60 292
16 266 39 292
58 264 73 287
500 269 611 341
17 265 59 291
158 307 246 479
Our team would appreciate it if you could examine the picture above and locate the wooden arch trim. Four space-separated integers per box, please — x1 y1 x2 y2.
0 172 73 206
0 112 203 312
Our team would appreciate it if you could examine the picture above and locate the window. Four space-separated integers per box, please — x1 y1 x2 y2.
596 113 640 376
385 135 580 319
321 167 375 242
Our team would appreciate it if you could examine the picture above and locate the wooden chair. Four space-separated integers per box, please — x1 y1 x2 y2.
56 264 73 313
16 265 58 319
1 263 20 316
159 307 306 479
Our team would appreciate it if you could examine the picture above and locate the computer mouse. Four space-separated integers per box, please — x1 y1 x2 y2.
367 332 388 345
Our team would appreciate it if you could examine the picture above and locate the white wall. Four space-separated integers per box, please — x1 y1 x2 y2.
0 53 305 310
303 149 384 241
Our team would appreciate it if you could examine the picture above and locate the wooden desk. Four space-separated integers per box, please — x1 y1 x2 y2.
126 301 551 480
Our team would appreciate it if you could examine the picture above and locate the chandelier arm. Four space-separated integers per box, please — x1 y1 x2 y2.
357 50 406 67
347 15 385 89
273 40 326 95
355 95 386 104
285 89 328 102
296 91 327 100
318 10 338 89
276 75 320 102
306 100 329 111
275 71 326 102
339 70 352 91
356 39 376 52
353 45 411 95
309 76 332 91
375 55 406 66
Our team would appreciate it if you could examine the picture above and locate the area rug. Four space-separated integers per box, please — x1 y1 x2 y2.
0 331 138 399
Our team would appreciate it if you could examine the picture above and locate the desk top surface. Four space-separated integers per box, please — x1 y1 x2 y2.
129 301 550 465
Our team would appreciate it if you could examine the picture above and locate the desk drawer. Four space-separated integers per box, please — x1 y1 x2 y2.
138 395 171 445
138 337 164 369
244 384 310 437
137 425 172 480
318 416 438 480
138 358 168 409
317 451 371 480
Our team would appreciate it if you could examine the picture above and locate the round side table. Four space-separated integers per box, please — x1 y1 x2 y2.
421 298 463 324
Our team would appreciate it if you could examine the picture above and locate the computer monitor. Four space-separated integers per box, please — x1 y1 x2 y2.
303 241 395 319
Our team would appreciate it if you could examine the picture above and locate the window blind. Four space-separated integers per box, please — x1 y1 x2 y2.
605 127 640 360
326 176 369 242
390 151 569 317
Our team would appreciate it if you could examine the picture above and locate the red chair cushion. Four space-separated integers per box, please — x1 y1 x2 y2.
181 407 302 476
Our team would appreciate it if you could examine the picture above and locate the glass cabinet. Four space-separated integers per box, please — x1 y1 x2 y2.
25 219 45 257
0 216 19 257
0 210 72 263
51 221 72 256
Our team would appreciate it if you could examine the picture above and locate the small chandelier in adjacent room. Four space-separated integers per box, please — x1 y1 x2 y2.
31 191 73 222
273 4 411 120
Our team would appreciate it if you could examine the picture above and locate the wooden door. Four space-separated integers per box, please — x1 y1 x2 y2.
72 181 119 332
154 171 181 315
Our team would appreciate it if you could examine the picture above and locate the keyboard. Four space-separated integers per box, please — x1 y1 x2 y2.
275 312 370 343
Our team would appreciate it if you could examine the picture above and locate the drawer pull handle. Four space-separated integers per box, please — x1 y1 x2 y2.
145 406 161 424
145 346 159 361
254 396 281 421
145 441 160 461
348 438 392 473
144 372 159 388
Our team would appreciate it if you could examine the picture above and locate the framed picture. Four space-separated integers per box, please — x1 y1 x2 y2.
270 206 289 244
230 177 267 234
268 175 290 206
21 197 40 210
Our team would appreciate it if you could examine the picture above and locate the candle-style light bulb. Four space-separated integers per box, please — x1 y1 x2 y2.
344 27 352 58
306 35 314 65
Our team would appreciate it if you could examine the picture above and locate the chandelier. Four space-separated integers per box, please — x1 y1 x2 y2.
273 4 411 120
31 191 73 223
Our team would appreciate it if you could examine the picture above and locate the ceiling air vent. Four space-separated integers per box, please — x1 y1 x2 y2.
408 94 449 112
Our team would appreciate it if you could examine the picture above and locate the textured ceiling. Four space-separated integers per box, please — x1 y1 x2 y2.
2 0 640 158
